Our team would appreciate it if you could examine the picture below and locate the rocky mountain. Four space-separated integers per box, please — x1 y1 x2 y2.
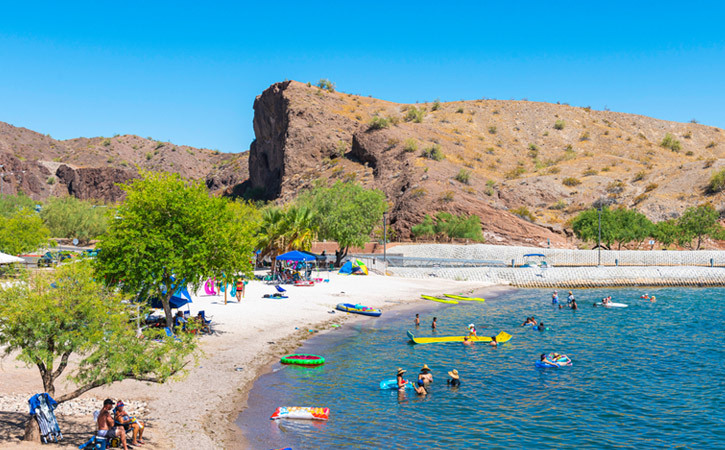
245 81 725 247
0 121 248 200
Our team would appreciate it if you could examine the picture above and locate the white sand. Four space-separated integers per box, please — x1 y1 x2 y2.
0 272 496 449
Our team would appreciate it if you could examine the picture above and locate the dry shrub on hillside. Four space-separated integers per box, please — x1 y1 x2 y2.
562 177 581 186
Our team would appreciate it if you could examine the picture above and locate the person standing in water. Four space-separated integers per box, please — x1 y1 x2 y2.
431 317 437 330
396 368 408 391
567 291 575 306
447 369 460 387
552 291 559 304
570 298 578 310
489 335 498 347
415 314 420 327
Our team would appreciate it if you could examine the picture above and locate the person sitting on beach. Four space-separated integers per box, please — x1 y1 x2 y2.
415 314 420 327
570 298 578 310
97 399 128 450
396 368 408 391
537 322 546 331
174 311 187 330
490 335 498 347
552 291 559 304
467 323 477 337
447 369 460 387
418 364 433 384
431 317 437 330
414 379 428 396
462 336 473 346
114 400 144 446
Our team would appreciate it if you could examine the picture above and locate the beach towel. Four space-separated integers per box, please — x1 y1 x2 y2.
29 393 62 443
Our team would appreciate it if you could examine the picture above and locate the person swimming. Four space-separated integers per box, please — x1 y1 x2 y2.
462 336 473 346
650 295 656 303
490 335 498 347
521 317 537 326
537 322 546 331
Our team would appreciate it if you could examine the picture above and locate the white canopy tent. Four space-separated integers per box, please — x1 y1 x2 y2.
0 252 24 264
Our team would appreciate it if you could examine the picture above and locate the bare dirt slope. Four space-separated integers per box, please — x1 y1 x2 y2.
246 81 725 246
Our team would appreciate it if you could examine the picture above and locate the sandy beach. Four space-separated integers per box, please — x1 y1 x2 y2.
0 271 496 449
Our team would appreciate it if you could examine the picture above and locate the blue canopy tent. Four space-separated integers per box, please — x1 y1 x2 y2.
276 250 317 262
150 285 193 309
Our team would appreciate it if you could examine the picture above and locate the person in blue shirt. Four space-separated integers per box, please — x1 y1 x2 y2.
551 291 559 304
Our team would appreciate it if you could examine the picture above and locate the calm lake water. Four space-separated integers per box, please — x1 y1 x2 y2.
238 287 725 449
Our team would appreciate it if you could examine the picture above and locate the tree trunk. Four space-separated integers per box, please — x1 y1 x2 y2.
335 247 348 267
163 289 174 328
23 416 41 442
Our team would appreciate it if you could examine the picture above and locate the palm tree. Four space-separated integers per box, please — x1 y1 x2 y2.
257 205 318 267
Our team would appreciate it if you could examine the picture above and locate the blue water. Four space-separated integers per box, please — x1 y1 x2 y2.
238 288 725 449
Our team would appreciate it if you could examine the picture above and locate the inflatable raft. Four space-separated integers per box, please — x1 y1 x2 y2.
535 353 572 368
595 302 628 308
420 294 458 304
336 303 382 317
443 294 485 302
270 406 330 420
379 379 414 390
280 354 325 366
407 330 512 344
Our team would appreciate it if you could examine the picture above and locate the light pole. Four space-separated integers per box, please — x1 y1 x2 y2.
597 204 602 267
382 211 388 263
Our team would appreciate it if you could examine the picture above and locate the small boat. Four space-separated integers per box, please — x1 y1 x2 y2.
407 330 511 345
270 406 330 420
421 294 458 304
443 294 485 302
336 303 382 317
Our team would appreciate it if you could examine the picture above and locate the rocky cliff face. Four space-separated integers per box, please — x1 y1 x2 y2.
0 121 247 202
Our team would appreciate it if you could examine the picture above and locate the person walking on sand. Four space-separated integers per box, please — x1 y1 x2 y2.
415 314 420 327
235 278 245 302
431 317 437 330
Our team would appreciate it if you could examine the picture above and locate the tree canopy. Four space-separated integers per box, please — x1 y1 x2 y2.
298 181 387 265
95 172 260 327
0 208 50 255
411 212 485 242
256 204 317 262
0 261 195 403
40 196 109 244
676 204 724 249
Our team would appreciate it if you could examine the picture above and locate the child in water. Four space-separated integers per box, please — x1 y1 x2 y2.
431 317 437 330
415 314 420 327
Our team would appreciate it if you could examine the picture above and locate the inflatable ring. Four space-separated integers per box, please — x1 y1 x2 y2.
280 354 325 366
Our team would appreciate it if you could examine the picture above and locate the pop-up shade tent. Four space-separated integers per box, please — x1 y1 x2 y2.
150 283 193 309
0 252 24 264
276 250 317 262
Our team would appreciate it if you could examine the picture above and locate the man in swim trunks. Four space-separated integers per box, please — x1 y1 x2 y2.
97 399 128 450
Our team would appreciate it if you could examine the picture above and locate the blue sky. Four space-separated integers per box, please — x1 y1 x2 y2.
1 1 723 153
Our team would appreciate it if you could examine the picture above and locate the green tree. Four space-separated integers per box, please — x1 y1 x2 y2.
652 219 680 248
0 192 37 218
40 196 108 244
571 207 617 248
0 262 194 410
256 204 318 262
434 212 484 242
411 214 436 240
676 204 723 249
610 208 653 249
0 208 50 255
299 181 387 266
96 172 259 327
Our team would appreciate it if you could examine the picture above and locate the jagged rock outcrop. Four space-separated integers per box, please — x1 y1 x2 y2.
55 165 137 202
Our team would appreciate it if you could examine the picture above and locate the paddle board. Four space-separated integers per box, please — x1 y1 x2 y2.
421 294 458 304
443 294 485 302
595 302 628 308
407 330 512 344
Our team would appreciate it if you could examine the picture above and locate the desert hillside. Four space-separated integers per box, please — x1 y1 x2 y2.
0 121 248 200
245 81 725 246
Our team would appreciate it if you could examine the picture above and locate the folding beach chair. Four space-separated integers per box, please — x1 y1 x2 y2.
28 393 62 444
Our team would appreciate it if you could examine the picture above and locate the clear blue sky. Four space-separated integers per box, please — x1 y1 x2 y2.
1 1 723 153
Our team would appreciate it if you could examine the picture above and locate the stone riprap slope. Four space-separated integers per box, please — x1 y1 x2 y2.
390 244 725 267
390 266 725 288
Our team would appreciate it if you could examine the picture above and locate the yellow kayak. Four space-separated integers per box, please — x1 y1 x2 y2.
420 294 458 304
407 330 512 345
443 294 485 302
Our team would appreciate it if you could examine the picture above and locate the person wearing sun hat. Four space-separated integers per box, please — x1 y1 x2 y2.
418 364 433 384
396 368 408 391
447 369 460 387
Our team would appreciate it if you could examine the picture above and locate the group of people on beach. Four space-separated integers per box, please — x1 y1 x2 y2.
95 398 145 449
396 365 460 396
